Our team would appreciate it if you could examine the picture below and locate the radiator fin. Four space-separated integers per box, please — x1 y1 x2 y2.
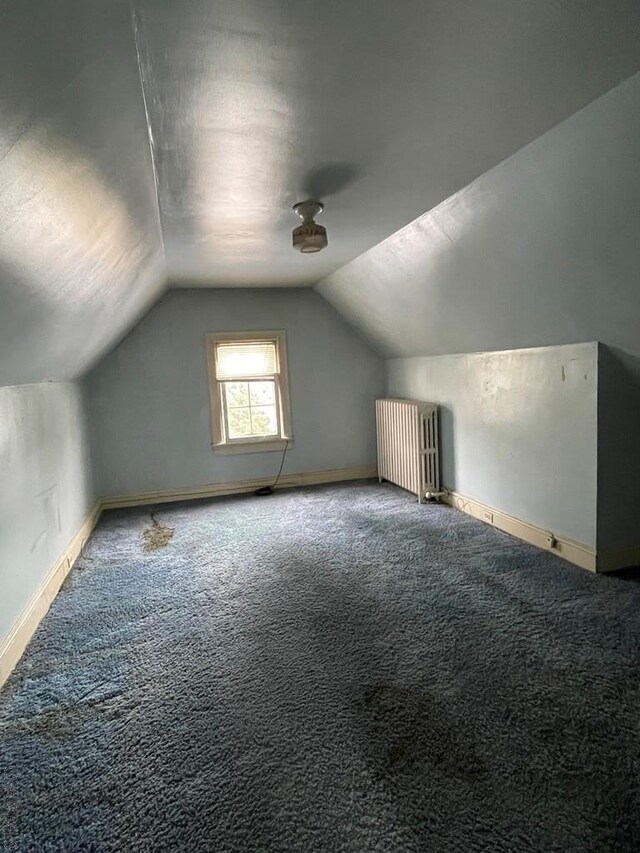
376 398 440 502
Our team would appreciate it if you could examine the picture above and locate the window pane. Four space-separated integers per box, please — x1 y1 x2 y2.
249 380 275 406
225 382 249 408
250 406 277 436
228 407 252 438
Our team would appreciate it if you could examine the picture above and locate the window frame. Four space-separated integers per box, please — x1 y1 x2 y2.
206 330 293 454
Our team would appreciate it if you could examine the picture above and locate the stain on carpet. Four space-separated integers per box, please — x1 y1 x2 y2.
363 683 485 780
142 512 174 551
2 481 640 852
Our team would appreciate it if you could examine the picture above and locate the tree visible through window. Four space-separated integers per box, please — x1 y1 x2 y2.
224 380 277 438
207 332 292 452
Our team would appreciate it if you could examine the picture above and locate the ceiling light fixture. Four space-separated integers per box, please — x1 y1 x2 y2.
292 200 327 253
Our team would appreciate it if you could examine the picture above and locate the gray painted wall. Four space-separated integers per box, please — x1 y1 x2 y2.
0 383 94 643
597 346 640 554
320 73 640 556
87 289 384 498
387 343 598 548
318 72 640 361
0 0 165 386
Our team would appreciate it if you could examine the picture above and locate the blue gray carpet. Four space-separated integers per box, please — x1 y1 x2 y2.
2 481 640 852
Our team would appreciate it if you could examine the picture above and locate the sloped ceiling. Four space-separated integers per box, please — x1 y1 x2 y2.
318 72 640 359
133 0 640 288
0 0 164 386
2 1 640 385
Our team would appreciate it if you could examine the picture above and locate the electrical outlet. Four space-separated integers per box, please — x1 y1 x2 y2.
482 510 494 524
546 533 557 549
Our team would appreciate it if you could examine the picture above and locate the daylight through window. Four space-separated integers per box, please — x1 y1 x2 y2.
217 342 279 439
207 332 292 453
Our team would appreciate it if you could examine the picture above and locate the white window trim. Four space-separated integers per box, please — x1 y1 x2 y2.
206 330 293 455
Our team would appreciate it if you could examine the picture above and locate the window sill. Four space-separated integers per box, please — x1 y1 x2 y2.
211 438 293 455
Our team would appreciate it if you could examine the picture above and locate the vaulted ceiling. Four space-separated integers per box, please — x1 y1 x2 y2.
318 71 640 358
0 0 164 385
135 0 640 287
1 0 640 383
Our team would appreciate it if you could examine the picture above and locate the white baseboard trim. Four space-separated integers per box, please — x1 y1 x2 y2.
101 465 378 510
441 489 597 572
0 500 103 690
1 469 375 688
5 474 622 689
596 546 640 573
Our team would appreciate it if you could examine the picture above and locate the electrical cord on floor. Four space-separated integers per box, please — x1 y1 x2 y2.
254 439 289 496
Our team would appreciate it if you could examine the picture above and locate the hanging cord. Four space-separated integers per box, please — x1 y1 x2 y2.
254 439 289 496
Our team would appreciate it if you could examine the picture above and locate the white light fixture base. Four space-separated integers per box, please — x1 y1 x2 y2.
292 200 328 253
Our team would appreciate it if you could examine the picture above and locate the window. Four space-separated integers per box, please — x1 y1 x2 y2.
206 331 292 454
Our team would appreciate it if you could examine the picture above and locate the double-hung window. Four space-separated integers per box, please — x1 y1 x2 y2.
206 331 292 453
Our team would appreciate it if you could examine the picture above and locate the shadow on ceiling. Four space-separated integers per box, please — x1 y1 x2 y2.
302 162 361 200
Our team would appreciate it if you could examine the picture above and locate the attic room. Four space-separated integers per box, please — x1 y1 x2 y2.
1 0 640 849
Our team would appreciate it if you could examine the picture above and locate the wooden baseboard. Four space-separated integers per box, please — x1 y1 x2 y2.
101 465 378 510
1 469 375 688
4 473 617 690
0 500 103 690
441 489 597 572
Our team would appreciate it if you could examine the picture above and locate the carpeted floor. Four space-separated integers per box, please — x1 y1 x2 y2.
2 480 640 852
